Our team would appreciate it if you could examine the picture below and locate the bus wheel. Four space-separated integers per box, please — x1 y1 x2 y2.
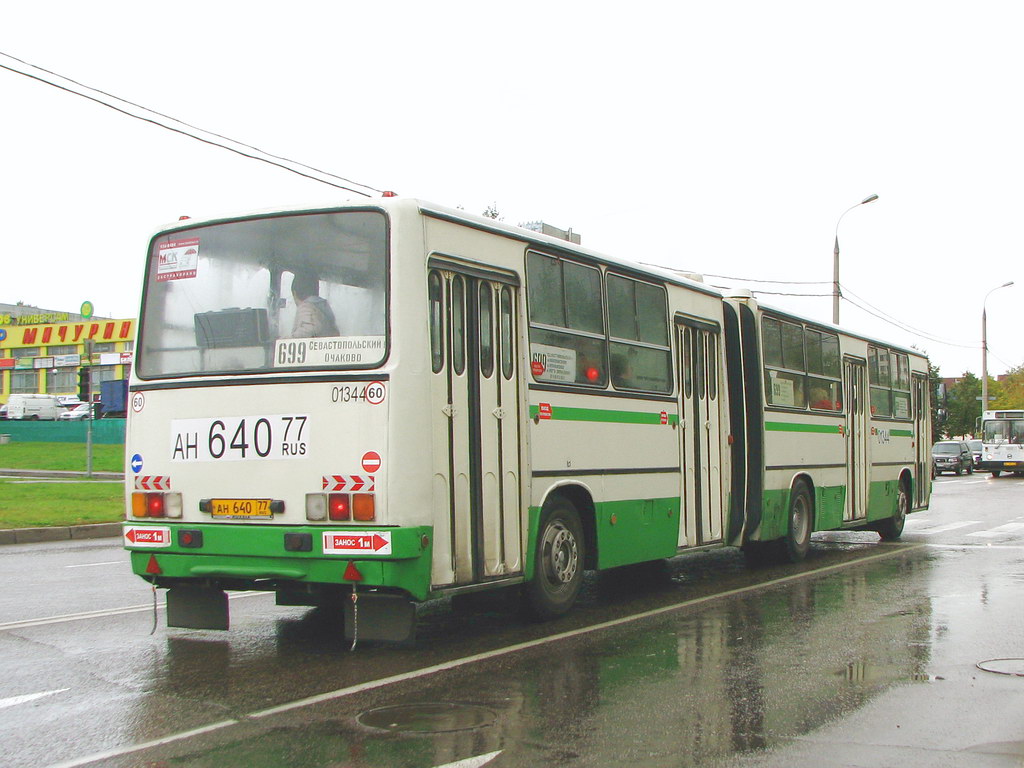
524 498 584 621
782 481 812 563
877 481 909 541
992 471 1001 478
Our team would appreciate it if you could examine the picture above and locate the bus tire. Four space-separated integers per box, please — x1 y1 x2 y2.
877 480 909 541
782 481 813 563
524 497 584 621
992 471 1001 478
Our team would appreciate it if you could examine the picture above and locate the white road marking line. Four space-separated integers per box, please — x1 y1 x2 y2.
64 561 123 569
0 592 272 632
436 752 503 768
44 544 924 768
911 521 981 535
967 523 1024 538
0 688 69 710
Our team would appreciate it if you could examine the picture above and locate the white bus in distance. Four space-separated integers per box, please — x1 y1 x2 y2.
978 409 1024 476
122 198 931 643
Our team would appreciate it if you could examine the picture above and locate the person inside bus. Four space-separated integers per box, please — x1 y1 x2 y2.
290 269 340 338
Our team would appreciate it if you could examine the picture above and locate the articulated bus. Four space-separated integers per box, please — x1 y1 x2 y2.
123 198 931 642
978 409 1024 476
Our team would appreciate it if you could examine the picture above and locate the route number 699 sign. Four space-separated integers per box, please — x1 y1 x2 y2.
170 414 310 462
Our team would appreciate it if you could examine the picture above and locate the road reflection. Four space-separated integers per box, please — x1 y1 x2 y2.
118 549 933 767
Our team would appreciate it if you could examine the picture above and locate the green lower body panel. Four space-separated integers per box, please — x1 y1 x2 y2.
125 523 434 601
594 498 680 569
525 497 681 575
753 478 902 542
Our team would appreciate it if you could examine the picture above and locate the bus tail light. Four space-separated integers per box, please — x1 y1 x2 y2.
353 494 375 521
131 492 182 519
329 494 351 521
306 489 376 523
305 494 327 521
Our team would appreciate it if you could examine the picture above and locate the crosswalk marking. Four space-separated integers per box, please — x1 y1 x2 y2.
908 521 981 535
967 522 1024 538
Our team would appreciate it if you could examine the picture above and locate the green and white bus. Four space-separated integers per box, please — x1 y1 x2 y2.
123 197 931 642
978 409 1024 476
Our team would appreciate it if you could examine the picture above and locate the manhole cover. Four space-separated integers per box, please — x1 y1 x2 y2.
357 703 496 733
977 658 1024 676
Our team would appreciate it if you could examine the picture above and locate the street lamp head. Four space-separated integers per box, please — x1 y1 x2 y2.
1001 280 1014 288
861 194 879 205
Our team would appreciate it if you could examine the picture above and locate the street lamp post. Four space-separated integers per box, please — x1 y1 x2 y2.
981 280 1014 420
833 194 879 324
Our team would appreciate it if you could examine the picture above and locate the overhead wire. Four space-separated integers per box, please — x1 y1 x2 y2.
0 50 381 197
839 293 979 349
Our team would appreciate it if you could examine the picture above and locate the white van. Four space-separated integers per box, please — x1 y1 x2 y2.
6 394 64 420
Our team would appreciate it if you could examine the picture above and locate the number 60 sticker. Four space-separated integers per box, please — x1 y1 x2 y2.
365 382 386 405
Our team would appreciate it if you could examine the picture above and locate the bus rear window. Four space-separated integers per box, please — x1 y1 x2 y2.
137 211 388 378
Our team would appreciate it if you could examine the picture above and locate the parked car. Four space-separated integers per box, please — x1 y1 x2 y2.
932 440 974 475
967 439 983 466
0 404 7 420
6 394 63 420
58 403 93 421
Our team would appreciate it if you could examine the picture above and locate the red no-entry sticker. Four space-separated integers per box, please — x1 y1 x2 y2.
362 451 382 474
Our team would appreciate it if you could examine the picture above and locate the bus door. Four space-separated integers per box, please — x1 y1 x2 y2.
427 263 522 587
677 320 724 547
843 358 870 521
912 373 930 507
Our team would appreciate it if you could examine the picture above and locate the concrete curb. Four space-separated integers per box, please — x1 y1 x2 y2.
0 469 123 481
0 522 123 546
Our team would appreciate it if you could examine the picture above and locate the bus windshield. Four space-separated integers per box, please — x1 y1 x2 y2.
983 418 1024 444
137 210 388 378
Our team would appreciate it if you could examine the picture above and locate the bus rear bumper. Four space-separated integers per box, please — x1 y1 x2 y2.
125 522 434 601
977 461 1023 473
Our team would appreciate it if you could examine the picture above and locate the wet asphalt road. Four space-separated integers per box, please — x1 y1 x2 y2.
2 475 1023 767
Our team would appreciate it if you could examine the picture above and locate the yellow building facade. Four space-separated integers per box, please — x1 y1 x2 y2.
0 305 135 403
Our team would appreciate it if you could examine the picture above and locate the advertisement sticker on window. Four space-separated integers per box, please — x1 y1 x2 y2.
156 238 200 282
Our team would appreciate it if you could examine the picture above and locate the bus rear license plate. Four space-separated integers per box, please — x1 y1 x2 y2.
1006 462 1017 467
211 499 272 518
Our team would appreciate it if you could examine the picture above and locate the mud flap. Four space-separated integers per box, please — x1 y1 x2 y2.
167 586 229 630
343 592 416 644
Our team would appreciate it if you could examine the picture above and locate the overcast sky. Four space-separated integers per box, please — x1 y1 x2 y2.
2 2 1021 379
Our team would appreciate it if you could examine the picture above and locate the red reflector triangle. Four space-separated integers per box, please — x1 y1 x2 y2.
343 561 363 582
145 555 162 575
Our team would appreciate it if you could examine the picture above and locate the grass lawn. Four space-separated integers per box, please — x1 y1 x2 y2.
0 478 124 528
0 442 125 528
0 442 124 473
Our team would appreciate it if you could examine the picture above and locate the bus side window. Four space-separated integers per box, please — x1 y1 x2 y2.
479 282 494 379
428 271 444 373
526 252 607 387
500 286 514 380
607 273 671 393
452 275 466 376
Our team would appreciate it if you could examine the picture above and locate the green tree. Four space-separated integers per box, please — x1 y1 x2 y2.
482 203 502 220
990 364 1024 409
944 372 982 437
928 360 943 444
